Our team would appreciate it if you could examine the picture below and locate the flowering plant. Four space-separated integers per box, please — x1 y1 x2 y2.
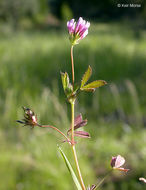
17 17 131 190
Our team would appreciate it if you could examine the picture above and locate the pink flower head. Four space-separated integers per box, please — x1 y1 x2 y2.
111 155 129 172
67 17 90 45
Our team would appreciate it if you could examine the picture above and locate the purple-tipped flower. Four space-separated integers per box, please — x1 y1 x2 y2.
67 17 90 45
111 155 129 172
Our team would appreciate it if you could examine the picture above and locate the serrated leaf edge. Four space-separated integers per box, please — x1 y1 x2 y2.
81 80 107 91
81 65 92 88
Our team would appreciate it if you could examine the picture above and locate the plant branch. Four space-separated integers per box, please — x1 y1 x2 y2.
38 124 71 144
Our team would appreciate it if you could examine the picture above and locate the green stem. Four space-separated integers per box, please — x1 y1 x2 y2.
71 102 86 190
70 45 85 189
71 45 74 89
71 102 75 144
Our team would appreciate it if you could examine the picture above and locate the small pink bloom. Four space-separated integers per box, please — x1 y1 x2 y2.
111 155 129 172
67 17 90 45
139 177 146 183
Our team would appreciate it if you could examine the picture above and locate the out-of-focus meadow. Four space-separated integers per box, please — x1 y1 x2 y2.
0 0 146 190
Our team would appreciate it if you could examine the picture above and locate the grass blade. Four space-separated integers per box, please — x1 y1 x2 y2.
58 146 82 190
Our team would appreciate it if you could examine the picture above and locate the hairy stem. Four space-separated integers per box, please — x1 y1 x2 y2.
71 45 74 89
71 102 86 190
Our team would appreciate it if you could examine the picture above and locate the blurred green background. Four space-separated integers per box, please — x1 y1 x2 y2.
0 0 146 189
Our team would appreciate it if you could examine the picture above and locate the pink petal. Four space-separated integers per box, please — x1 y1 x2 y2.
85 21 90 28
78 21 90 39
115 155 125 168
75 17 84 33
67 114 87 134
75 119 87 129
74 114 83 126
67 19 75 34
77 21 86 34
74 131 90 138
80 29 88 39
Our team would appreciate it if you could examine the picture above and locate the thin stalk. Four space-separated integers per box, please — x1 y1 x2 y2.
95 170 112 190
71 45 74 89
95 176 106 189
71 102 86 190
38 124 71 144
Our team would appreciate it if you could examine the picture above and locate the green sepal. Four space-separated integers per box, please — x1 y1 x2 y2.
61 72 73 97
58 146 82 190
80 80 107 92
81 65 92 88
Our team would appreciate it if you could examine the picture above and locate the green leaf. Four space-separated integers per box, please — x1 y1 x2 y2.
61 72 73 97
61 72 69 91
80 80 107 92
58 146 82 190
81 65 92 88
